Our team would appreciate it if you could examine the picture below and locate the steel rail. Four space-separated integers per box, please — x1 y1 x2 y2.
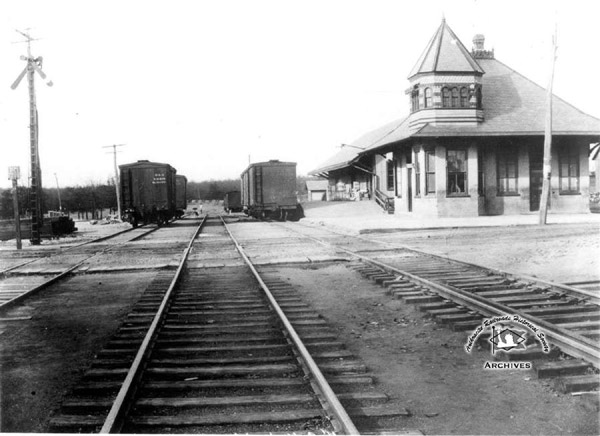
220 216 360 435
282 223 600 368
0 261 86 310
72 225 144 247
362 236 600 305
100 216 207 433
0 257 39 276
0 225 163 311
0 225 153 277
297 221 600 304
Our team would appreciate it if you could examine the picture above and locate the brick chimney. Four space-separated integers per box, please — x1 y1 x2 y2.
473 34 485 50
471 34 494 59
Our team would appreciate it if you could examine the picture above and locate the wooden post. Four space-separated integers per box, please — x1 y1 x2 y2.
12 179 22 250
8 166 22 249
539 28 558 225
102 144 125 220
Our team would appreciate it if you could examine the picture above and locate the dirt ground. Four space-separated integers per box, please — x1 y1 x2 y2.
272 262 599 435
365 223 600 284
0 271 156 432
301 200 600 284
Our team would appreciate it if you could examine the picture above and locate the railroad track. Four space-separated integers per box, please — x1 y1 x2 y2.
49 216 411 434
265 220 600 392
565 280 600 293
0 224 161 310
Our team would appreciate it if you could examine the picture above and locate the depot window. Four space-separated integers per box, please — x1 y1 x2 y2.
414 152 421 197
411 88 420 112
442 87 450 108
424 88 432 108
559 146 580 194
497 145 518 195
451 88 459 108
460 87 469 107
425 150 435 194
447 149 467 196
386 160 394 191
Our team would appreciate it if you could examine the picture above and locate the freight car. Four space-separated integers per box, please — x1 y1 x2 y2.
175 175 188 218
119 160 177 226
223 190 242 213
240 160 303 221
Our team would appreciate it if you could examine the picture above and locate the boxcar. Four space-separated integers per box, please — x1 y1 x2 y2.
240 160 302 220
223 191 242 213
175 175 188 218
119 160 177 226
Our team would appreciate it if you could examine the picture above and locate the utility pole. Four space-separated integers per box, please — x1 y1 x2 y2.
11 30 53 244
54 173 62 211
539 25 558 225
103 144 125 220
8 167 22 250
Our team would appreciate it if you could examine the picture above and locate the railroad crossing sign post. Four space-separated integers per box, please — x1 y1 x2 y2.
8 166 22 250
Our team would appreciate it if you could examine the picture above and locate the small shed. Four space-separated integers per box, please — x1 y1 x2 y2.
306 180 328 201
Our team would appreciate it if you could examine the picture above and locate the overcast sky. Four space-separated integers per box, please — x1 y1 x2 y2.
1 0 599 189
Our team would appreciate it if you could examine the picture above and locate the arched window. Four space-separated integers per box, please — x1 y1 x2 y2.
451 88 459 107
442 87 450 108
460 87 469 107
424 88 432 108
411 88 420 112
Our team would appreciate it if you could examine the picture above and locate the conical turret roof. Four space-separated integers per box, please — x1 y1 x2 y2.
408 18 484 78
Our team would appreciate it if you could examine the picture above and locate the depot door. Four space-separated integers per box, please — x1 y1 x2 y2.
529 145 543 211
407 167 413 212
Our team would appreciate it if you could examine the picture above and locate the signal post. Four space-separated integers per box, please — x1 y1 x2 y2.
8 166 22 250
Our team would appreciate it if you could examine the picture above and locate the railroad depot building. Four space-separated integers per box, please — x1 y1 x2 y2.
311 20 600 217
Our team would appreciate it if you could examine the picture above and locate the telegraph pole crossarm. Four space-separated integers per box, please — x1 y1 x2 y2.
10 29 52 245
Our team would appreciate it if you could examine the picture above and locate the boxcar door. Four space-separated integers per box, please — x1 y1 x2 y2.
255 166 263 204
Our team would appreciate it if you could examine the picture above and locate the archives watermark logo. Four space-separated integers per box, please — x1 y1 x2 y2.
464 315 550 370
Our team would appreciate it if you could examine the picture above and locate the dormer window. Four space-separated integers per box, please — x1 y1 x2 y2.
424 88 432 108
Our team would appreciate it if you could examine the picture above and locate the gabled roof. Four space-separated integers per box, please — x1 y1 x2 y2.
408 19 484 78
